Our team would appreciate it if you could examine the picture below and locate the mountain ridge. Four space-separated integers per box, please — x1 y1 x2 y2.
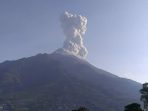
0 52 141 111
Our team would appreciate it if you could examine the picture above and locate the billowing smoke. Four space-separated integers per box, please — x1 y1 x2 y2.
60 11 88 58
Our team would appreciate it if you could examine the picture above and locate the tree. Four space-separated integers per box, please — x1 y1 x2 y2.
72 107 89 111
124 103 143 111
140 83 148 111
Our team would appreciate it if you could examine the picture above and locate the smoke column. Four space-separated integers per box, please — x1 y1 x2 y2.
60 11 88 58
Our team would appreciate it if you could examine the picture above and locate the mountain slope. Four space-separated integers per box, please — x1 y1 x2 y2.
0 52 141 111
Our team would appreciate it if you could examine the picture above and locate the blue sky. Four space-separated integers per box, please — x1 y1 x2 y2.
0 0 148 83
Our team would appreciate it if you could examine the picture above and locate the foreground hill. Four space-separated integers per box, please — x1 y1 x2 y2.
0 52 141 111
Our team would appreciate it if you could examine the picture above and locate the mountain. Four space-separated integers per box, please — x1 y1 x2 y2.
0 50 141 111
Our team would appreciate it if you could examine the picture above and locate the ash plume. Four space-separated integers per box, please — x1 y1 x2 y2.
60 11 88 58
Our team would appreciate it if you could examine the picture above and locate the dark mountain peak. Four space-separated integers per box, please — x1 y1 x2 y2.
0 52 141 111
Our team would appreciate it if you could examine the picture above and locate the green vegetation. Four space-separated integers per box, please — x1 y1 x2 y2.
72 107 89 111
124 103 142 111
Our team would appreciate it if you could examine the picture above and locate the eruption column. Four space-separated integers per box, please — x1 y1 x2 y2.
60 11 88 58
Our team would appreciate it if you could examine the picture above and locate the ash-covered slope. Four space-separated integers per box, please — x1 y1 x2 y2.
0 51 141 111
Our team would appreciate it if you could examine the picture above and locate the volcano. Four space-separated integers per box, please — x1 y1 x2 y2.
0 50 141 111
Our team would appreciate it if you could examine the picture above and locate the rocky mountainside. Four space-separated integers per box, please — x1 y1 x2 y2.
0 51 141 111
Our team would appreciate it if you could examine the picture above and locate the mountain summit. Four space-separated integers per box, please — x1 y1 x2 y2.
0 52 141 111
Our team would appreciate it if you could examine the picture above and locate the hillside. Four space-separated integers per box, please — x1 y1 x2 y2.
0 52 141 111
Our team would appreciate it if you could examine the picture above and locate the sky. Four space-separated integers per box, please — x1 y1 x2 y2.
0 0 148 83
